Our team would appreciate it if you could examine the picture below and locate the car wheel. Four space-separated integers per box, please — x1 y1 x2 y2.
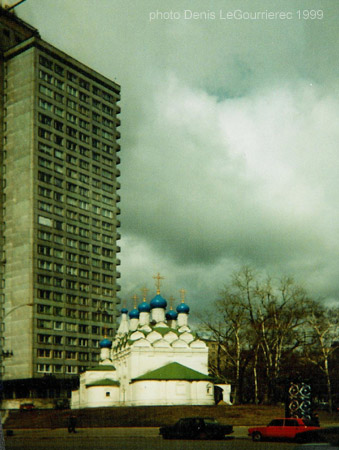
252 432 262 442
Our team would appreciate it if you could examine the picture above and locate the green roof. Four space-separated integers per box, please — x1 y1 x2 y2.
131 362 212 382
88 365 116 371
86 379 120 387
152 327 179 336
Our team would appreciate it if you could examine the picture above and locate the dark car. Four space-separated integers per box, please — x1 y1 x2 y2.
159 417 233 440
295 426 339 446
248 418 320 442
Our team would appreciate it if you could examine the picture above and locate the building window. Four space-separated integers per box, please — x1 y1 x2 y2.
38 231 52 241
54 292 63 302
78 352 89 361
66 337 77 347
66 366 77 374
39 55 53 69
54 249 63 259
54 64 64 76
54 92 64 103
38 364 51 373
38 201 52 213
37 349 51 358
67 71 77 82
38 334 52 344
54 106 64 117
66 323 77 333
54 78 64 90
66 280 77 290
67 85 78 97
79 338 88 347
102 261 113 272
38 260 52 271
39 98 53 111
53 350 63 358
54 365 63 373
54 336 63 345
66 351 76 360
37 304 52 314
38 127 52 140
67 99 77 110
38 171 52 183
37 319 53 329
39 84 53 98
54 321 63 330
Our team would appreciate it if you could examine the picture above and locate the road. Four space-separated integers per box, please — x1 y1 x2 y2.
4 427 298 450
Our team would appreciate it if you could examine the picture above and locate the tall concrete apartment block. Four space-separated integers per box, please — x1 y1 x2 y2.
0 8 121 402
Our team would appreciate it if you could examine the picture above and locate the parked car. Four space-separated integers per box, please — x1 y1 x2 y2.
159 417 233 440
19 403 35 411
295 426 339 446
248 418 320 442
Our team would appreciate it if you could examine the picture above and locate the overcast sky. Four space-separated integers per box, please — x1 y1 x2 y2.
17 0 339 316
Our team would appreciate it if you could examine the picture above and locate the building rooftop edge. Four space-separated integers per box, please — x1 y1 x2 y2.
0 6 40 37
4 33 121 94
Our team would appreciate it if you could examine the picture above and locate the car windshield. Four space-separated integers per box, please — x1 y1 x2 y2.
204 418 218 424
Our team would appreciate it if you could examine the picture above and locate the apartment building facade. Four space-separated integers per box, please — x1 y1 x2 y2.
0 8 121 403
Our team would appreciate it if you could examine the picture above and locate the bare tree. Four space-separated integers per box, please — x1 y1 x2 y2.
201 267 314 404
303 305 339 411
199 290 251 404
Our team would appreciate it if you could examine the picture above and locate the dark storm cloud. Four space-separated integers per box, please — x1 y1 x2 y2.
19 0 339 309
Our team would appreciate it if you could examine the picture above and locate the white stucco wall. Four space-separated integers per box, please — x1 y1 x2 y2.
129 380 214 406
85 386 120 408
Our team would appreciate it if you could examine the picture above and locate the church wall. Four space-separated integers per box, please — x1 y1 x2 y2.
85 386 120 408
129 380 215 406
127 346 209 380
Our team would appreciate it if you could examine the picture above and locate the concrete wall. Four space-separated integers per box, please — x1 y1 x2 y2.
3 46 35 380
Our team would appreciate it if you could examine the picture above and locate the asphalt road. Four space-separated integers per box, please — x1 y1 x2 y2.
3 427 298 450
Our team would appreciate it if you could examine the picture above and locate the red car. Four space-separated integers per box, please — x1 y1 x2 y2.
248 418 320 442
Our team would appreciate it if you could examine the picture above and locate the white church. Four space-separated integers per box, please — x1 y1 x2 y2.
71 275 231 409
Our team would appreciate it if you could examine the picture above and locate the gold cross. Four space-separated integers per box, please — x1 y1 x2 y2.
141 287 149 301
169 296 175 310
132 294 138 308
153 272 165 294
179 288 186 303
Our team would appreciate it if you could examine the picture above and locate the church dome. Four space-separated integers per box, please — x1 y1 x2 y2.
138 301 151 313
121 308 128 314
129 308 140 319
176 303 190 314
150 294 167 309
99 338 112 349
166 309 178 320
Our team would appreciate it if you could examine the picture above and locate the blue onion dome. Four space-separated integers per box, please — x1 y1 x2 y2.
138 301 151 313
166 309 178 320
150 294 167 309
129 308 140 319
99 338 112 349
121 308 128 315
176 302 190 314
